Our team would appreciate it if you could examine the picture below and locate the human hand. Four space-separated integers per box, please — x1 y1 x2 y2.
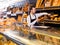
36 18 40 22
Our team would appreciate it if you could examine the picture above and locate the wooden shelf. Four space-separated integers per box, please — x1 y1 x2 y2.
36 6 60 11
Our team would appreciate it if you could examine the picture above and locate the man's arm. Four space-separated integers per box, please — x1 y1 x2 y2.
36 12 48 18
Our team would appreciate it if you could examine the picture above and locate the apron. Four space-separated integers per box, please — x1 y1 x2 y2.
30 15 39 26
7 14 11 18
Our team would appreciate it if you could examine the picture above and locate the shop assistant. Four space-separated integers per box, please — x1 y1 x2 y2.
27 6 49 27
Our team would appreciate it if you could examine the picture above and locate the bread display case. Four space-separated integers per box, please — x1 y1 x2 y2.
0 25 60 45
0 0 60 45
0 34 18 45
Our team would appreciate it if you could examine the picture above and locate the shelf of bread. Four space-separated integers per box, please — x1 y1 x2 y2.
36 6 60 11
38 14 60 24
36 0 60 10
44 14 60 24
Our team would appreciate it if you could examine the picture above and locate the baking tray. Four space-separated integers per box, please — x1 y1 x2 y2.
44 19 60 24
32 26 50 29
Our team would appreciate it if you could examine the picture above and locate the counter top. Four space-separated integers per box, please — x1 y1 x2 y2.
1 30 49 45
30 28 60 39
0 27 60 45
21 27 60 39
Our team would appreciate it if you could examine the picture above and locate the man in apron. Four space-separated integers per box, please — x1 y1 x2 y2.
27 6 50 27
27 6 40 27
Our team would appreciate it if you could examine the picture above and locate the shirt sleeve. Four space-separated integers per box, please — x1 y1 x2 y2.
27 15 37 27
36 12 48 18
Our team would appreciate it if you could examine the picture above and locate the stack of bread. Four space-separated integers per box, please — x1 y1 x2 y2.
52 0 60 6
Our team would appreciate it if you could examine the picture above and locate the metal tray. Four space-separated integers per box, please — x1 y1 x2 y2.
32 26 50 29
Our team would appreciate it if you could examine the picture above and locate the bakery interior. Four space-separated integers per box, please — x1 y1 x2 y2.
0 0 60 45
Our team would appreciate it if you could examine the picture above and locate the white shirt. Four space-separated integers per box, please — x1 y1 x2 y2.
11 13 16 16
27 12 49 27
7 11 11 15
16 11 23 14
